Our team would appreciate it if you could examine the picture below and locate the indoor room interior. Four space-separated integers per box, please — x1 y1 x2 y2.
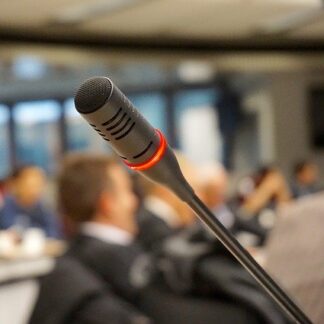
0 1 324 323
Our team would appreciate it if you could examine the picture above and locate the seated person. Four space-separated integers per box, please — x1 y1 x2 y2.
199 163 286 247
291 159 322 198
58 154 152 307
0 165 61 238
199 162 235 230
238 166 291 216
30 255 150 324
233 166 291 245
136 152 198 251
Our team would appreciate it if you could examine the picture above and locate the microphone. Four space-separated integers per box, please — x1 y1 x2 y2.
74 76 311 324
74 76 194 202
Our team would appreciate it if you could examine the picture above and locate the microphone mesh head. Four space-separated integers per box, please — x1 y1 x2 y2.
74 77 113 114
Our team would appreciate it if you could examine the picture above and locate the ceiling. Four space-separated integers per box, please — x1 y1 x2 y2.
0 0 323 45
1 0 324 79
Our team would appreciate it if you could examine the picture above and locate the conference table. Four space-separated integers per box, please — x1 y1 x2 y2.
0 239 66 324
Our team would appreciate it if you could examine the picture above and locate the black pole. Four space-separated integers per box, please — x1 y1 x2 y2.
164 89 177 148
58 99 68 155
188 194 311 324
7 103 17 171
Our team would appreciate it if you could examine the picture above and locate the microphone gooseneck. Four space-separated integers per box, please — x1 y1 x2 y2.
188 195 311 324
74 76 311 324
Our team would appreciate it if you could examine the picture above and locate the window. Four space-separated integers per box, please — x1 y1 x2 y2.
12 56 47 80
65 99 111 153
0 105 10 178
13 100 61 173
128 93 167 135
174 89 221 163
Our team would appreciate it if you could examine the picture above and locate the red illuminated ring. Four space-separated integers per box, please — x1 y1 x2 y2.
123 129 167 171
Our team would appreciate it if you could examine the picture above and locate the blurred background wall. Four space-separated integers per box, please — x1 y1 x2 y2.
0 0 324 183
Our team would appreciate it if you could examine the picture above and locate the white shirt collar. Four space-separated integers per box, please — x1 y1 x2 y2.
144 196 180 228
81 222 134 246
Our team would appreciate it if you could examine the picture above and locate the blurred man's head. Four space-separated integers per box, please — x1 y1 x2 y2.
294 160 318 186
199 162 228 209
58 154 138 234
10 165 46 207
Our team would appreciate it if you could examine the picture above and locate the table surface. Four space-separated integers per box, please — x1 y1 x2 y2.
0 240 65 284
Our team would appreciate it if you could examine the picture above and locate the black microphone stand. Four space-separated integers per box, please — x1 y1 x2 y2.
188 194 311 324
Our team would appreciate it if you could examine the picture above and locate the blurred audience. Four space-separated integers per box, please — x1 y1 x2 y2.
234 166 291 245
0 165 61 238
199 162 235 229
291 159 322 199
0 178 8 207
150 160 288 323
31 255 150 324
239 166 291 216
198 162 262 247
54 153 279 324
136 152 197 251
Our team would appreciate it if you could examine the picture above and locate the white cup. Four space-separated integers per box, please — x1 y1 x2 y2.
21 228 46 258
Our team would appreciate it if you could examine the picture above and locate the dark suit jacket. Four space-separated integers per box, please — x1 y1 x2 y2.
136 208 178 251
66 234 151 304
63 228 284 324
29 256 150 324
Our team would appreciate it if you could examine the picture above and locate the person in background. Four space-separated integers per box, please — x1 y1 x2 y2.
238 166 291 216
0 178 8 209
234 166 291 245
199 162 235 229
291 159 322 198
0 165 61 238
215 77 243 170
58 153 153 312
30 254 150 324
198 163 266 247
136 152 198 251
